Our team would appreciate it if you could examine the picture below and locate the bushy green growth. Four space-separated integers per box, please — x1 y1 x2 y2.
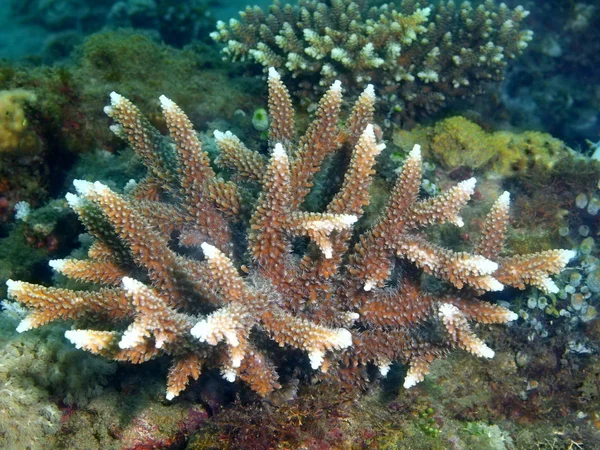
462 422 514 450
74 30 262 138
65 148 145 193
0 225 48 298
0 198 82 297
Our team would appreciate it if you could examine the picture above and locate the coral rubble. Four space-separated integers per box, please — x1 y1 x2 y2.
211 0 532 120
6 69 572 400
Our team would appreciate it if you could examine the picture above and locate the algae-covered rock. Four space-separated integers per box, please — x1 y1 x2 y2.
394 116 571 176
432 117 500 170
0 88 40 155
0 305 117 449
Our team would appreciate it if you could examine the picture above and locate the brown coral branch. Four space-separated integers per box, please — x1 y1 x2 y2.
268 66 295 146
7 281 131 331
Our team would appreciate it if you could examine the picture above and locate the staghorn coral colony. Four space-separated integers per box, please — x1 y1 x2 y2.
6 69 573 401
211 0 532 119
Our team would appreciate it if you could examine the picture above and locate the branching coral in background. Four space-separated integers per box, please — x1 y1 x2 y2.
7 68 571 400
211 0 532 120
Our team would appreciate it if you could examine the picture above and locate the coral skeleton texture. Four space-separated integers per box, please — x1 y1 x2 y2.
211 0 532 119
7 68 572 399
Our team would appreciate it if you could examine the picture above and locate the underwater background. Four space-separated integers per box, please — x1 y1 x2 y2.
0 0 599 449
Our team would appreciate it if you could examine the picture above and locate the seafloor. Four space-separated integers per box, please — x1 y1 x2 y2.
1 1 599 449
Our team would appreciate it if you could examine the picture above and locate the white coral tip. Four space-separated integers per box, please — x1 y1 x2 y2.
109 124 123 136
222 369 236 382
459 177 477 194
159 94 175 109
487 277 504 292
347 312 360 321
190 320 212 342
560 249 577 265
64 329 97 349
339 214 358 226
364 84 375 97
165 391 176 401
65 330 83 347
378 362 391 377
231 354 243 368
272 142 287 158
200 242 220 260
48 259 66 272
478 343 495 359
497 191 510 208
65 193 82 209
224 330 240 347
474 257 498 275
332 328 353 349
540 277 559 294
506 311 519 322
439 302 458 319
121 276 144 293
409 144 422 160
6 279 23 296
119 327 142 349
268 67 280 79
403 373 420 389
331 80 342 92
309 350 325 369
16 317 34 333
72 179 93 196
109 91 124 104
92 181 110 195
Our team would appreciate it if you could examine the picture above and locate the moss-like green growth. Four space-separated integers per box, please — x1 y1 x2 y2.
0 198 79 297
0 225 48 298
0 29 265 217
462 422 515 450
75 30 262 139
